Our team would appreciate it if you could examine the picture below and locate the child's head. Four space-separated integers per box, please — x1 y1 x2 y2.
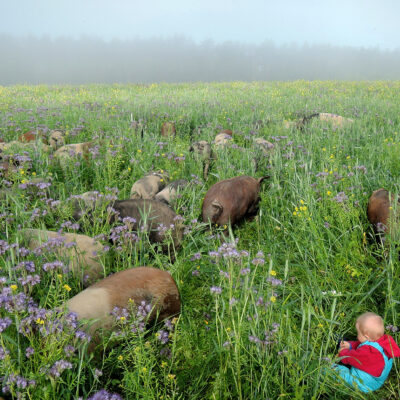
356 312 384 342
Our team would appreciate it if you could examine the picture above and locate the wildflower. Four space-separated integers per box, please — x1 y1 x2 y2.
63 284 71 292
25 347 35 358
167 374 176 380
87 389 123 400
49 359 73 378
161 361 168 368
10 284 17 291
141 367 147 373
326 191 332 196
229 297 238 306
117 355 123 361
36 318 45 325
386 325 399 333
270 296 277 303
210 286 222 294
0 317 12 333
269 270 277 276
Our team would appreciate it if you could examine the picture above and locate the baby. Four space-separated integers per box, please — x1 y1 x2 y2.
332 312 400 393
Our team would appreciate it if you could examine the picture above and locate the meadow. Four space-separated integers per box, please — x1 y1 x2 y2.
1 81 400 399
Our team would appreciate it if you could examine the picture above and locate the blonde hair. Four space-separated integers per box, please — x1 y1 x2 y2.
356 312 384 341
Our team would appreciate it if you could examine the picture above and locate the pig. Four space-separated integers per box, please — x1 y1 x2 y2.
318 113 354 129
155 179 188 205
161 122 176 138
253 137 275 155
202 175 269 228
65 267 181 334
0 138 4 143
367 188 400 243
130 172 168 199
18 130 48 144
21 229 105 285
53 142 93 169
214 133 232 148
219 129 233 136
71 191 111 221
49 130 66 150
0 140 50 154
189 140 213 180
108 199 183 252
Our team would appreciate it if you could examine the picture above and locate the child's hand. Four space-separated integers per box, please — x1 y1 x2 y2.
339 341 351 351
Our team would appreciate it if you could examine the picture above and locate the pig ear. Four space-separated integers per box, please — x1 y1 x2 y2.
211 200 223 218
258 176 270 184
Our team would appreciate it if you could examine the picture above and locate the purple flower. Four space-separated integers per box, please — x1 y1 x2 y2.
49 359 73 378
157 329 170 344
25 347 35 358
240 268 251 275
0 317 12 333
190 252 201 261
87 389 123 400
324 221 330 228
210 286 222 294
386 324 399 333
0 346 10 360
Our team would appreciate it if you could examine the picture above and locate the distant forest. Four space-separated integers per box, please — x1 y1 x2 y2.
1 34 400 84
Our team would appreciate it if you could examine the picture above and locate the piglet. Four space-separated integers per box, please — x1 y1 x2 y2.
214 133 232 148
202 175 269 228
53 142 93 169
161 122 176 138
155 179 188 205
130 172 168 199
66 267 180 333
108 199 183 252
21 229 104 285
18 130 48 144
367 188 399 241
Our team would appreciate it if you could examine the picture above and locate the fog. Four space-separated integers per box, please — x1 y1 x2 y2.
1 34 400 84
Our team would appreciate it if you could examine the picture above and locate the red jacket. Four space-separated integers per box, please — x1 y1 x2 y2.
339 334 400 377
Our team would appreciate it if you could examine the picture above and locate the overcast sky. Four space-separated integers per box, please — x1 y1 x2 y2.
1 0 399 49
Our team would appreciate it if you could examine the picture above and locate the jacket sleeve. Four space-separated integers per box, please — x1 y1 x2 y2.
339 345 385 377
347 341 360 350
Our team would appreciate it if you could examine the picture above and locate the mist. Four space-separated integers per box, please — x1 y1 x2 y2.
1 34 400 85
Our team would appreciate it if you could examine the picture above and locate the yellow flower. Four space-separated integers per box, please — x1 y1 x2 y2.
128 167 131 172
346 155 350 159
161 361 168 368
160 179 164 182
226 327 231 332
270 270 277 276
10 284 18 291
270 296 277 303
293 211 297 216
326 191 332 196
63 284 71 292
19 170 25 175
137 149 142 153
167 374 176 380
36 318 45 325
21 179 27 184
32 172 36 176
172 317 178 325
118 355 123 361
57 274 62 280
120 316 126 322
141 367 147 373
322 147 326 151
204 320 209 325
295 206 299 212
300 200 305 205
318 323 324 328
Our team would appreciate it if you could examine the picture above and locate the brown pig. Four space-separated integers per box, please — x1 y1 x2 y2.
20 229 105 285
253 137 275 155
161 122 176 138
18 130 48 144
53 142 93 169
367 188 400 242
155 179 188 205
108 199 183 252
130 172 168 199
65 267 181 333
214 133 233 148
202 175 269 227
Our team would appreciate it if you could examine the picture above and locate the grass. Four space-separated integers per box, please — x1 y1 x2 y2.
0 81 400 399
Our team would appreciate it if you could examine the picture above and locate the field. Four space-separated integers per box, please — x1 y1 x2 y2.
1 81 400 399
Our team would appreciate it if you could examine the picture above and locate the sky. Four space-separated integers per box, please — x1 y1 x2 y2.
1 0 399 50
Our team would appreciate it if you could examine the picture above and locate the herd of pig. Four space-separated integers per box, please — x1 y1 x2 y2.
0 116 395 349
0 123 273 346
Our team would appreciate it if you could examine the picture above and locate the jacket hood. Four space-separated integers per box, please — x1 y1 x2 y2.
377 334 400 358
